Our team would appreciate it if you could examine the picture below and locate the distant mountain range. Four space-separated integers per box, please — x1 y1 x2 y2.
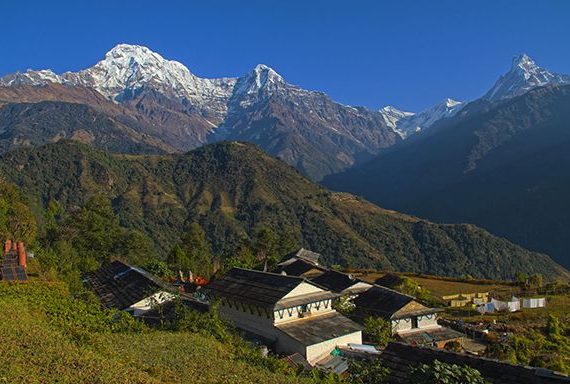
325 84 570 269
1 44 570 275
0 44 400 180
0 140 566 280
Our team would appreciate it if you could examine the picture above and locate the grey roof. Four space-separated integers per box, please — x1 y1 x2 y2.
380 342 570 384
278 259 325 277
204 268 308 309
310 270 365 293
276 311 363 346
397 327 464 346
83 260 168 310
281 248 321 265
353 285 415 319
374 273 404 289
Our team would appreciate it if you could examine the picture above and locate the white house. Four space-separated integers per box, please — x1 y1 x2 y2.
204 267 363 365
353 284 462 348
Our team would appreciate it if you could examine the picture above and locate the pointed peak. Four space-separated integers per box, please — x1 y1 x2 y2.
512 53 536 70
442 98 462 108
250 64 284 81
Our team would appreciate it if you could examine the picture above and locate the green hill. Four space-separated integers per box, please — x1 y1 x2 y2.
0 140 567 280
0 281 316 384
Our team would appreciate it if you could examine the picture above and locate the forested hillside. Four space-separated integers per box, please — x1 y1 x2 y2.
0 140 566 280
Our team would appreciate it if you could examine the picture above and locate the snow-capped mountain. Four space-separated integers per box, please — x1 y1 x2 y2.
378 106 414 130
484 54 570 101
0 43 399 180
0 69 65 86
380 98 463 138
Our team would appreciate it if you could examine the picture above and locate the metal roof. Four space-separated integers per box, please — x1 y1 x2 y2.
280 248 321 265
276 311 363 346
204 267 308 308
277 259 325 277
83 260 168 310
353 284 416 318
310 270 366 293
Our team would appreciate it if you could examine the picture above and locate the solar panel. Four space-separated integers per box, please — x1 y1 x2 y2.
0 266 27 281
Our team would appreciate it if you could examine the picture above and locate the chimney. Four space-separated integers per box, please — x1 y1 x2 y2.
4 240 11 255
17 242 26 269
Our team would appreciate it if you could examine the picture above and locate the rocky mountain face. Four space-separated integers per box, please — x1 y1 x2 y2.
324 84 570 269
1 140 567 280
0 44 399 179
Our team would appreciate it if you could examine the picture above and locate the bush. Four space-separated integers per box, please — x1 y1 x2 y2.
409 360 489 384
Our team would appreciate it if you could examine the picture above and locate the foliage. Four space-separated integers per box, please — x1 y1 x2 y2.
409 360 489 384
347 358 389 384
486 315 570 374
0 140 564 280
364 316 392 347
444 340 463 353
0 282 319 384
0 181 37 244
334 294 356 315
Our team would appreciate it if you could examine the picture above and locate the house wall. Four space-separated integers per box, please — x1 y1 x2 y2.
305 331 363 364
127 291 176 316
218 301 277 340
393 314 439 334
282 282 324 299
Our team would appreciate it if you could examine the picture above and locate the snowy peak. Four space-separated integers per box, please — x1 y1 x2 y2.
484 54 570 101
0 69 64 86
231 64 287 108
378 106 414 129
382 98 463 138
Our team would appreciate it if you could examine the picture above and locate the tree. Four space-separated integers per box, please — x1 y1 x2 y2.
253 227 279 269
116 229 155 266
364 317 392 347
409 360 489 384
529 274 544 289
179 223 213 277
0 182 37 245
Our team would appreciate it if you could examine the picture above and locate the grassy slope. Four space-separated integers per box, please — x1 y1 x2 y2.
0 282 314 384
0 140 567 280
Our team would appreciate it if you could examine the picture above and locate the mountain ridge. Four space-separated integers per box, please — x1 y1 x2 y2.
0 139 567 280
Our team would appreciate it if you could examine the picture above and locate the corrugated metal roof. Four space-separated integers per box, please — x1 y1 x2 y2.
310 270 363 293
353 285 415 318
276 311 362 346
83 260 167 310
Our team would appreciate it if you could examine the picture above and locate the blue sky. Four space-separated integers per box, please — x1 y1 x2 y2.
1 0 569 111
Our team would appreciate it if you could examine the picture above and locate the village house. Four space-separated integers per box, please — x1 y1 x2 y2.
204 267 363 365
278 248 322 267
1 240 28 282
83 260 176 317
353 284 462 348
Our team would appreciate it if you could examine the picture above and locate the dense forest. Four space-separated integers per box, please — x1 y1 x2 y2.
0 140 566 281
